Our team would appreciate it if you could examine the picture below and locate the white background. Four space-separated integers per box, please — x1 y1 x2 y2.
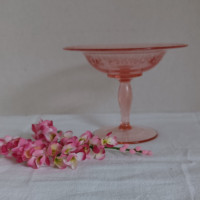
0 0 199 115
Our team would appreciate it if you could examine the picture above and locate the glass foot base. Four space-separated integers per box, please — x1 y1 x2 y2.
94 126 158 144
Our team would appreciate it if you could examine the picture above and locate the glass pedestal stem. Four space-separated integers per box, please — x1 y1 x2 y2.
93 79 158 144
118 81 132 130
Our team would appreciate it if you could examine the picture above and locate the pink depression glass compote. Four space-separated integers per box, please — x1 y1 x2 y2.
64 44 187 144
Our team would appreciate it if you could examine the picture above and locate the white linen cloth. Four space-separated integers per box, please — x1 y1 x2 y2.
0 113 200 200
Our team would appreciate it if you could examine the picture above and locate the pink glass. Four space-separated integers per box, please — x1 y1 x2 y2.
64 44 187 144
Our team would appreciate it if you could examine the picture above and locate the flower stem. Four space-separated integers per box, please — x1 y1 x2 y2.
105 146 121 150
105 146 142 153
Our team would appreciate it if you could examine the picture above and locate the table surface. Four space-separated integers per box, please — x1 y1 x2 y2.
0 113 200 200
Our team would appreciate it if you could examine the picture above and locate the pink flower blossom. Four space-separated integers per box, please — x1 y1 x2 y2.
92 146 105 160
101 132 118 147
90 136 101 146
135 146 141 151
54 156 67 169
65 152 84 169
21 140 46 162
0 139 4 146
27 155 49 169
43 129 60 143
0 139 8 155
142 150 149 155
61 136 79 146
120 144 129 152
76 144 89 160
129 149 136 154
0 144 9 155
27 149 50 169
63 131 73 138
6 137 20 150
22 144 34 160
4 136 13 142
32 120 54 134
9 138 30 162
62 143 77 155
32 120 58 142
79 131 93 145
47 142 62 157
92 145 101 154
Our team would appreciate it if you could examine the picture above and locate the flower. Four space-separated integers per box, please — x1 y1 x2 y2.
32 120 58 142
32 120 54 135
54 156 67 169
43 130 60 143
0 144 9 155
79 131 93 145
61 136 79 146
91 145 105 160
129 149 136 154
135 146 141 151
76 144 89 160
62 143 77 155
101 132 118 147
90 135 101 146
63 131 73 138
9 138 30 162
120 144 129 152
142 150 149 155
0 119 152 170
27 149 50 169
4 136 13 142
47 142 62 157
65 152 84 169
